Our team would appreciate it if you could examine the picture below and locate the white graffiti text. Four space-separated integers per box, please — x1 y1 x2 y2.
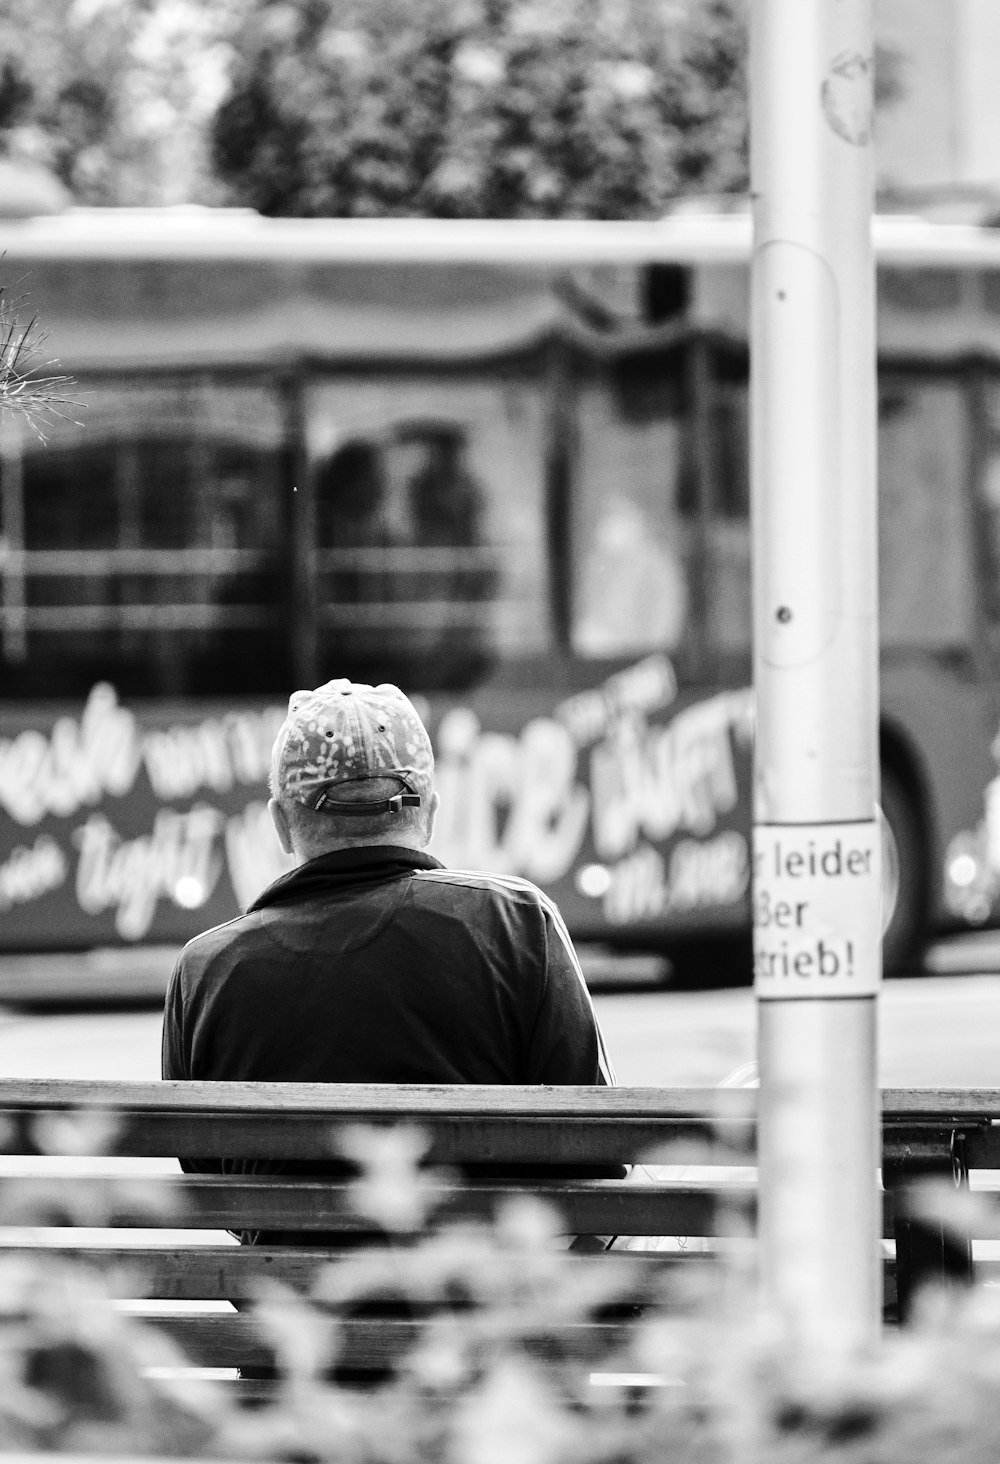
0 684 140 826
589 692 751 861
74 807 223 940
0 835 67 909
142 708 286 802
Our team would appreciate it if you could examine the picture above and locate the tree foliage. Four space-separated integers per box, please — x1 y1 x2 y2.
0 0 929 219
0 0 237 206
210 0 750 219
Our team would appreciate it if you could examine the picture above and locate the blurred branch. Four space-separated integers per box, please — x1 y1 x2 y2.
0 276 84 441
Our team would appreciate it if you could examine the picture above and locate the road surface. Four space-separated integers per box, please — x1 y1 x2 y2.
0 959 998 1087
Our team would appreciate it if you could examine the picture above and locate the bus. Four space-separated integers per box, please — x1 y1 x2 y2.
1 203 999 980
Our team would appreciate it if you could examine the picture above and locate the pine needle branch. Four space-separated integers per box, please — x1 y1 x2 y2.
0 279 85 443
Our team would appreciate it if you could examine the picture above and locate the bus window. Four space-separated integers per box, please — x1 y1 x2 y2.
9 378 286 698
879 268 964 314
878 375 972 650
705 347 751 657
977 374 1000 635
570 350 692 660
307 374 549 691
701 365 974 658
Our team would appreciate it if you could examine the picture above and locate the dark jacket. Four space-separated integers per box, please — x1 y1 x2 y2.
161 845 618 1193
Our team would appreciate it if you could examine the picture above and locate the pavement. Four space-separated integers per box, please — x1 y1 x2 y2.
0 928 997 1010
0 942 673 1007
0 945 180 1005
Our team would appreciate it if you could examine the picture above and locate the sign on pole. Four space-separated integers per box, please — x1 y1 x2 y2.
750 0 881 1345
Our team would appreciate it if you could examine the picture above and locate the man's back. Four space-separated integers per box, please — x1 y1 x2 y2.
165 828 622 1368
163 844 614 1091
162 676 619 1226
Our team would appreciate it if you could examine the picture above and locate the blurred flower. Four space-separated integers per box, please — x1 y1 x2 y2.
453 42 504 88
494 1194 562 1252
338 1123 435 1232
251 1281 333 1382
408 1329 468 1392
31 1108 119 1159
508 0 577 39
451 1357 578 1464
319 28 369 67
607 60 654 101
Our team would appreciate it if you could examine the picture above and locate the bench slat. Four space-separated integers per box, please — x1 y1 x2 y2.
147 1312 641 1371
2 1077 997 1120
0 1174 949 1240
0 1082 751 1162
1 1081 997 1165
0 1242 699 1300
15 1113 733 1164
10 1112 991 1166
0 1174 754 1235
1 1077 998 1368
0 1080 748 1116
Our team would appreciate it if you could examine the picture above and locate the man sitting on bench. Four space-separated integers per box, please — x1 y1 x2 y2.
161 676 621 1236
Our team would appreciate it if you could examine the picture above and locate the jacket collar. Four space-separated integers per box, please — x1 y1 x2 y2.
248 844 444 913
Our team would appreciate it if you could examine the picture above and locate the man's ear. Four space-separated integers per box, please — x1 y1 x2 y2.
424 789 441 846
268 797 295 855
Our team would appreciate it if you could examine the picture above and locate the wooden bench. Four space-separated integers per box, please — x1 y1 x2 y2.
0 1081 996 1391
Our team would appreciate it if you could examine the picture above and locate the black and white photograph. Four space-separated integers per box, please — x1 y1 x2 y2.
1 0 1000 1455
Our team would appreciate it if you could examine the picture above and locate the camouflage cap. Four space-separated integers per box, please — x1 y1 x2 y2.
271 678 434 816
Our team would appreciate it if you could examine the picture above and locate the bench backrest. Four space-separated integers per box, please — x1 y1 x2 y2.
0 1080 995 1379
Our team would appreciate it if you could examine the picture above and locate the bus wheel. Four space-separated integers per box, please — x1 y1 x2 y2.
880 765 926 975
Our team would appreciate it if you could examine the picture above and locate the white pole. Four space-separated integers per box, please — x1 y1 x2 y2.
750 0 881 1348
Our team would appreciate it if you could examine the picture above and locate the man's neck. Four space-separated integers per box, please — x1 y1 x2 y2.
296 834 429 861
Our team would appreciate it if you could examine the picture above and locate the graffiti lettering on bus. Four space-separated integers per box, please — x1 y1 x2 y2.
0 683 140 825
225 801 296 912
0 684 293 942
0 662 754 946
576 689 753 926
430 659 754 928
594 831 751 925
142 714 281 802
74 807 225 942
0 834 68 911
944 718 1000 926
432 709 591 882
0 685 284 824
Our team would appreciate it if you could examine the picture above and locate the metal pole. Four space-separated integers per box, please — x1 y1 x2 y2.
750 0 881 1348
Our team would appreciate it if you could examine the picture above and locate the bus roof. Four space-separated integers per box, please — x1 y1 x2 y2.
1 207 999 371
2 204 1000 267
